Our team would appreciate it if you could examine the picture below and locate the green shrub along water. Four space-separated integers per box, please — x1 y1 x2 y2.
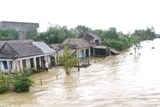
12 69 34 93
12 73 33 93
102 38 131 51
0 69 34 94
0 84 8 94
0 73 12 94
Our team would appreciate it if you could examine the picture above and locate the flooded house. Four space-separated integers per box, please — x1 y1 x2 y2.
81 32 101 45
50 33 119 62
60 33 111 58
61 38 92 58
0 40 56 73
50 43 76 65
81 33 112 56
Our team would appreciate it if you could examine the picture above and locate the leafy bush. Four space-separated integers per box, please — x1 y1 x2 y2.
0 29 19 40
0 69 34 94
22 68 34 76
0 73 12 94
102 36 134 51
0 84 8 94
12 71 34 93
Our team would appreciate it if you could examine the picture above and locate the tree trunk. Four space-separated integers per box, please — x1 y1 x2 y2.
66 70 70 75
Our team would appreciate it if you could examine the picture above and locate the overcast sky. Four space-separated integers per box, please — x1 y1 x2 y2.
0 0 160 33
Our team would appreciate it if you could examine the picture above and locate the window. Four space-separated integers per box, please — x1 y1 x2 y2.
3 61 8 69
30 58 34 68
95 40 100 45
10 61 13 69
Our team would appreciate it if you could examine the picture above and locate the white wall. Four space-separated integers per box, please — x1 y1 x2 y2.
47 55 51 65
0 61 7 73
0 54 55 73
0 60 15 73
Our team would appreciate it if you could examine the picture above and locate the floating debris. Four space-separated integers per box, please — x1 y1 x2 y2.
151 47 155 49
130 53 133 55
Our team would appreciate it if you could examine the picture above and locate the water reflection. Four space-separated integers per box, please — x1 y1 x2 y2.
63 75 79 100
0 39 160 107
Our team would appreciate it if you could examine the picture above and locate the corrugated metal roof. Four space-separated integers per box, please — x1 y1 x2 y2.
33 42 56 54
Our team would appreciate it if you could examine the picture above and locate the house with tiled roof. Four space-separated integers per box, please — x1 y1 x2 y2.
81 33 101 45
50 43 62 52
50 33 119 63
81 32 119 56
0 40 56 73
60 33 111 58
61 38 93 58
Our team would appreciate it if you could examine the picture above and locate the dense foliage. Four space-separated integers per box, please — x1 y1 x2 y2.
0 29 19 40
26 25 158 51
0 69 33 94
59 46 78 75
12 69 33 93
132 27 156 40
0 25 158 51
26 29 38 40
27 25 75 44
93 28 128 51
0 73 12 94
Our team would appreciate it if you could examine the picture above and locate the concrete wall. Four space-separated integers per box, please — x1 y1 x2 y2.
0 54 57 73
0 21 39 39
0 60 15 73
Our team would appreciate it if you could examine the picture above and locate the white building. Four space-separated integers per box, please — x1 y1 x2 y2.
0 40 56 73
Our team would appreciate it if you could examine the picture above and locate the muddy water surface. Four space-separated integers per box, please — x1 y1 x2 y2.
0 39 160 107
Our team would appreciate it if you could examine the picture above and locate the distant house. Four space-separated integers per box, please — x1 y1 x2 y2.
50 43 62 52
50 33 119 61
0 40 56 73
81 33 112 56
61 38 92 58
0 21 39 39
50 43 77 65
59 33 113 58
82 32 119 56
81 33 101 45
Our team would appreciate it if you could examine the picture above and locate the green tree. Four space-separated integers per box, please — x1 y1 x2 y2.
75 25 92 36
26 29 38 40
130 35 141 46
107 27 119 39
0 29 19 40
145 27 156 40
131 27 157 41
59 46 78 75
34 25 75 44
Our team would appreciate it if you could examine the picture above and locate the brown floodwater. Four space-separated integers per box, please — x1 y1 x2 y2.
0 39 160 107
